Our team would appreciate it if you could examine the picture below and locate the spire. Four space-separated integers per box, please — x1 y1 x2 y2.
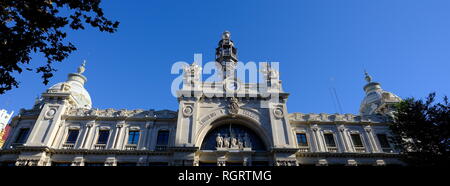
364 70 372 83
215 31 238 80
362 70 381 93
67 60 88 85
78 60 86 74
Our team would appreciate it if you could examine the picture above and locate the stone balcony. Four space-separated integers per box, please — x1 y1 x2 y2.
298 146 310 152
62 143 75 149
94 144 106 150
125 144 137 150
354 147 366 153
327 147 338 152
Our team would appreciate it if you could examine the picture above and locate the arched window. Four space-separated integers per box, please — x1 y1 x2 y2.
156 130 169 151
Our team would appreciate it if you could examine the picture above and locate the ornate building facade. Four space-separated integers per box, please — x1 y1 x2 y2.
0 32 404 166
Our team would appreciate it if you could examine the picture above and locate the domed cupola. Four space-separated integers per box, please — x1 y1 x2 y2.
359 71 401 116
45 61 92 109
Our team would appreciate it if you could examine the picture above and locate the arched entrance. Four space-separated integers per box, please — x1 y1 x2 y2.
198 117 269 151
201 123 266 151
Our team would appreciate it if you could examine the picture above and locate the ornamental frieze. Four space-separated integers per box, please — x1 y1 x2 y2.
288 113 386 123
65 108 177 119
198 108 260 126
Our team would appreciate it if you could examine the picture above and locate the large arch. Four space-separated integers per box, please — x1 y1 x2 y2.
195 115 272 151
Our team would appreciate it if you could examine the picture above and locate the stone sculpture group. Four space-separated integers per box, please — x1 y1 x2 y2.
216 132 252 150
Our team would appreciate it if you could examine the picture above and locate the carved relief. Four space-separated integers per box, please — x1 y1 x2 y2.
273 107 284 119
275 159 297 166
228 97 239 115
44 106 59 119
216 133 252 150
182 105 193 117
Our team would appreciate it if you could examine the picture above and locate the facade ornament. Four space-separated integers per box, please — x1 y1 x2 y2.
338 125 346 132
311 124 319 132
182 105 193 117
347 159 358 166
228 97 239 115
276 159 297 166
317 159 328 166
364 126 372 132
231 136 238 148
45 107 58 119
215 132 252 150
223 134 230 148
78 60 86 74
237 134 244 149
105 157 117 166
273 107 284 119
216 133 223 148
217 159 226 166
364 70 372 83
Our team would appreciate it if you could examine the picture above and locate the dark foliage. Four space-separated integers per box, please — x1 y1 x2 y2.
0 0 119 94
391 92 450 166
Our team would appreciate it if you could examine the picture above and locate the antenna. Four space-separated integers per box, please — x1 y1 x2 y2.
329 77 343 113
329 88 339 113
332 87 343 113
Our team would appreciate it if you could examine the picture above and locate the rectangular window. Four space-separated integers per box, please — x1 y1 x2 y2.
351 134 364 147
14 128 30 144
128 131 140 145
156 131 169 146
296 133 308 146
324 133 336 147
66 129 79 144
377 134 391 148
97 130 110 144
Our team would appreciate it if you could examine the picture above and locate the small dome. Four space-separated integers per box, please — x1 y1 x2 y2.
46 62 92 109
359 81 401 116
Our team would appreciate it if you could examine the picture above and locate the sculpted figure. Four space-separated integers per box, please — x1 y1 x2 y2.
223 134 230 148
231 136 237 148
243 133 252 148
229 97 239 114
216 133 223 148
238 134 244 149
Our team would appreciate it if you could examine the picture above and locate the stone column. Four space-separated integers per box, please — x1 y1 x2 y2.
140 122 151 150
115 121 127 149
311 125 323 152
81 121 95 149
112 122 124 149
364 126 379 152
338 125 350 152
76 124 89 149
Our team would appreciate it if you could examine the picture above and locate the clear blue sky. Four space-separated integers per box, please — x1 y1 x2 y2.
1 0 449 116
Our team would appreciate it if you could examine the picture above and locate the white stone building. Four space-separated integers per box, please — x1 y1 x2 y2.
0 32 404 166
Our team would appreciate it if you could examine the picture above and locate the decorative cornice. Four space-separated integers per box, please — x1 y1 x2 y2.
295 152 402 158
288 113 390 124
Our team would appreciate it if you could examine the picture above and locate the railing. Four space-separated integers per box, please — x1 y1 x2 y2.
354 147 366 153
62 143 75 149
382 148 394 153
125 144 137 150
10 143 23 148
327 147 338 152
155 145 167 151
94 144 106 150
298 146 310 152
